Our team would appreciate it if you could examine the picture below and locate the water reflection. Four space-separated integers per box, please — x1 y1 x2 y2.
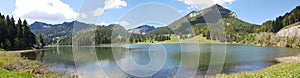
20 44 300 77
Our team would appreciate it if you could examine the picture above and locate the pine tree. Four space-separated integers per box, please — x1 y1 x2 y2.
0 13 5 48
37 34 45 49
14 18 23 48
0 13 36 50
16 18 23 39
22 20 31 46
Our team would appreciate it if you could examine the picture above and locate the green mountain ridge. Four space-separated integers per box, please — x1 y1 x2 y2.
151 4 259 42
30 4 300 45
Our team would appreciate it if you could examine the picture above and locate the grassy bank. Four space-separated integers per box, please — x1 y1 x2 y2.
216 62 300 77
136 35 219 44
0 51 74 78
3 49 49 53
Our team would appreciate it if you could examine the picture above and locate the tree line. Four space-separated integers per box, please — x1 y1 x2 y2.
259 6 300 33
59 25 173 45
0 13 44 50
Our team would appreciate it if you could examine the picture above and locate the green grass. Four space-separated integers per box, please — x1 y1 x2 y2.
0 48 4 51
0 68 36 78
0 52 73 78
136 35 218 44
216 62 300 78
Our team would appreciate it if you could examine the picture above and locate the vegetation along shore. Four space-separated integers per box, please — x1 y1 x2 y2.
0 13 74 77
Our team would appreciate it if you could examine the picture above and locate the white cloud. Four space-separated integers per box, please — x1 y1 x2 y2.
79 13 88 19
178 0 236 10
13 0 78 21
97 22 109 26
118 20 129 26
92 7 105 16
92 0 127 16
105 0 127 9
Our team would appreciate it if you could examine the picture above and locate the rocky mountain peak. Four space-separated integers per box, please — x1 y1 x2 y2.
187 4 237 18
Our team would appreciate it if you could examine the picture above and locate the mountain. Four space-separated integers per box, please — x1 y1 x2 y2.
29 21 94 45
186 4 237 24
72 24 128 45
151 4 259 42
259 6 300 33
32 4 262 45
30 21 55 30
29 21 129 45
128 25 155 34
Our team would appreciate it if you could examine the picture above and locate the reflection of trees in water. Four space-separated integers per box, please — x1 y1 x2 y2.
95 47 126 61
21 50 45 61
21 47 126 66
44 47 75 66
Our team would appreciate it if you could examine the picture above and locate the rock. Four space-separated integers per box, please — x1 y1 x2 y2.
276 25 300 37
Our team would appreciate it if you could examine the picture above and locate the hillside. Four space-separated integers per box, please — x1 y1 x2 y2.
276 25 300 37
259 6 300 33
128 25 155 34
30 21 96 45
150 4 259 42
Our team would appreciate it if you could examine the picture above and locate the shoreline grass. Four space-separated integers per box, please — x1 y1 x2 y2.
1 49 49 53
216 62 300 78
0 51 75 78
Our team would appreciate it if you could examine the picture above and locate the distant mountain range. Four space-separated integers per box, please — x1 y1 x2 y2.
29 20 156 44
29 4 300 45
128 25 155 34
30 21 94 44
29 4 252 45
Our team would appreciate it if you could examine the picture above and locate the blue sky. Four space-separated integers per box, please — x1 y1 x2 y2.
0 0 300 28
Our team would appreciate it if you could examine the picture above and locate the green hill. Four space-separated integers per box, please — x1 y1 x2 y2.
149 4 259 43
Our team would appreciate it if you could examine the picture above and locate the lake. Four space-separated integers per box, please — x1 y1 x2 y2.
21 43 300 77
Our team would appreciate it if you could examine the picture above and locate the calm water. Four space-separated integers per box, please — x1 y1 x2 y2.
21 43 300 77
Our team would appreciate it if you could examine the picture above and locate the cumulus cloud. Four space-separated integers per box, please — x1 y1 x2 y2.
118 20 129 26
97 22 109 26
105 0 127 9
178 0 236 9
79 13 88 19
92 0 127 16
13 0 78 21
92 8 105 16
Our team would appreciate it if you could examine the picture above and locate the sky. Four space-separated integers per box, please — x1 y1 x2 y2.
0 0 300 28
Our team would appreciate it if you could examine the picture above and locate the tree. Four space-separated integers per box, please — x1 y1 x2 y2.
37 34 45 49
16 18 23 39
22 20 33 47
0 13 36 50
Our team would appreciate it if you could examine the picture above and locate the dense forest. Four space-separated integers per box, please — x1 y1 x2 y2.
66 24 172 45
259 6 300 33
0 13 43 50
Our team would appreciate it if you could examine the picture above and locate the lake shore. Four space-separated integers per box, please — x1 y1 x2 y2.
217 62 300 77
272 55 300 63
2 49 49 53
0 49 76 77
0 52 64 77
219 55 300 77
